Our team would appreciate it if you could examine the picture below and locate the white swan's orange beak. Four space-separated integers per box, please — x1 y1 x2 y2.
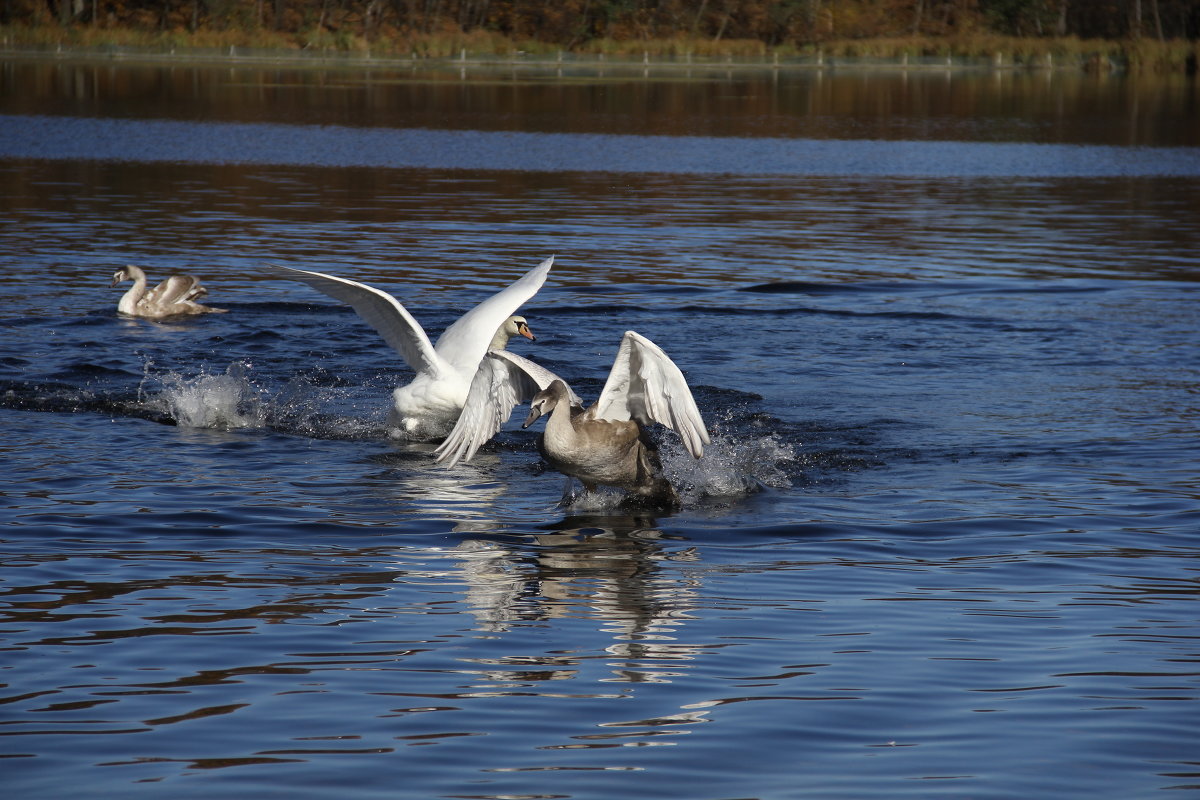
517 321 535 341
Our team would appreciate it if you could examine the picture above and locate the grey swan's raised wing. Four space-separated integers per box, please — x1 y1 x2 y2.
592 330 710 459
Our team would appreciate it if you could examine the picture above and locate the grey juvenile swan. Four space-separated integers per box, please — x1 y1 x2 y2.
435 330 708 504
265 256 553 441
111 265 226 318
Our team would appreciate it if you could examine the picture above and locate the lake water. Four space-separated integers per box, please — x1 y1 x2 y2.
1 56 1199 799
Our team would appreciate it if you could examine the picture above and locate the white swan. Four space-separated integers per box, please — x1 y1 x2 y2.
435 330 708 503
265 256 553 440
111 265 226 318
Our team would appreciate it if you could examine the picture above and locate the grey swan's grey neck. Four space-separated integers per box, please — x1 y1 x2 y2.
112 265 149 316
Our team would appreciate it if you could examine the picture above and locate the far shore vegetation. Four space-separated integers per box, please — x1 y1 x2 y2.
3 1 1198 72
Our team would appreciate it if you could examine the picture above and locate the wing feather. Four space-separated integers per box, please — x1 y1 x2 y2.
594 331 710 458
264 264 442 377
433 255 554 372
144 274 201 308
435 350 577 467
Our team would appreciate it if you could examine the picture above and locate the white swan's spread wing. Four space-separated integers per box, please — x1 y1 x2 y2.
594 330 710 458
265 264 442 377
433 256 554 372
435 350 575 467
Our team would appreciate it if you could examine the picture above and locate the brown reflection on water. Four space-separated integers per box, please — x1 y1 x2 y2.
2 58 1197 146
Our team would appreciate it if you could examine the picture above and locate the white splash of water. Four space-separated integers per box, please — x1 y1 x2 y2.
555 419 799 511
137 359 391 437
141 360 265 430
661 422 798 502
266 374 389 440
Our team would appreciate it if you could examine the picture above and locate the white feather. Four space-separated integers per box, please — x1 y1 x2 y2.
264 256 553 439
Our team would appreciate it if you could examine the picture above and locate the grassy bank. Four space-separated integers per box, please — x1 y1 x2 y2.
2 23 1197 72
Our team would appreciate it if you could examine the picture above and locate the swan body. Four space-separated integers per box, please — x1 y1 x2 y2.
531 378 676 501
266 256 552 440
111 265 225 318
436 330 708 503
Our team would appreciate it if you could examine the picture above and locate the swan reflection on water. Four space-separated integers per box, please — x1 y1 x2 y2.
439 513 706 684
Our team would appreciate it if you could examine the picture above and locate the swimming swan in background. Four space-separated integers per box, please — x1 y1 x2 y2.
111 265 226 318
265 256 553 440
436 330 708 504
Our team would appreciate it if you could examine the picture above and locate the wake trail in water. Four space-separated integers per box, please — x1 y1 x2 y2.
138 359 388 439
5 354 808 511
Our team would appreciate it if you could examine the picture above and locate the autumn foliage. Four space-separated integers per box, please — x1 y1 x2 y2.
7 1 1199 59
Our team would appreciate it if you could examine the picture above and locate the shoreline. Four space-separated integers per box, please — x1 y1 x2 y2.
0 42 1162 74
3 26 1198 73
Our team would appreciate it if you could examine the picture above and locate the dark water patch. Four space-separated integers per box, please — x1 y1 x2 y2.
740 280 920 295
45 361 143 382
568 283 715 297
213 327 287 341
948 283 1118 296
523 303 653 317
680 302 982 323
247 300 374 316
678 520 878 542
692 384 765 406
209 328 290 355
0 380 172 424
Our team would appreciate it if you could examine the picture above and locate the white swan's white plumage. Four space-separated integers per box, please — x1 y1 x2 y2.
435 350 584 467
436 330 708 501
111 265 225 318
265 256 553 440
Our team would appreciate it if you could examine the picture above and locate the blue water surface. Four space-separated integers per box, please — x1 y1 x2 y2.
1 59 1199 800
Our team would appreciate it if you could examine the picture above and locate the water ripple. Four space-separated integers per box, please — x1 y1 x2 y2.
4 114 1199 177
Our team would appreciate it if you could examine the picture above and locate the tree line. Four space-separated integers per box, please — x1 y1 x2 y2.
16 0 1200 46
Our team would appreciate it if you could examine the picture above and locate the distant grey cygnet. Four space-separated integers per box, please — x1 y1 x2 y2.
111 265 226 318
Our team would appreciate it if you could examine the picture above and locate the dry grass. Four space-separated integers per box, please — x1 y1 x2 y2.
2 23 1196 72
807 34 1196 71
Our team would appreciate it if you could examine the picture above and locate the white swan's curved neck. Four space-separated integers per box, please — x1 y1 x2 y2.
489 318 521 351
